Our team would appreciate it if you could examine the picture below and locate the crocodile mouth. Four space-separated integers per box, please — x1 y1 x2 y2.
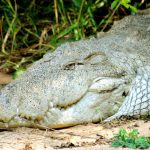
37 76 130 128
0 72 130 129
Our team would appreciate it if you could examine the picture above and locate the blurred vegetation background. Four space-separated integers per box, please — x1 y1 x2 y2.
0 0 149 75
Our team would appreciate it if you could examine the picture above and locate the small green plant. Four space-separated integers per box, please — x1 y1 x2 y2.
12 67 26 79
112 128 150 149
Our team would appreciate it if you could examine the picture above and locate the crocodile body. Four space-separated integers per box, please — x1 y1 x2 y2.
0 13 150 128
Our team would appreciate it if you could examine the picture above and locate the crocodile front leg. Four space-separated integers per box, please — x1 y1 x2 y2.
105 66 150 121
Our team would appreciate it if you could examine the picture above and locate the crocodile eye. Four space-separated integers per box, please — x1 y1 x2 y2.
63 62 76 70
63 62 84 70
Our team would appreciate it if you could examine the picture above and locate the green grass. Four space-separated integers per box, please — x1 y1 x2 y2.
112 128 150 149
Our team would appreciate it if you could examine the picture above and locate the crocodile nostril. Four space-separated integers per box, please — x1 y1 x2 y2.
122 91 128 97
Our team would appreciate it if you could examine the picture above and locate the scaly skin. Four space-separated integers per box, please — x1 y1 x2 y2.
0 13 150 128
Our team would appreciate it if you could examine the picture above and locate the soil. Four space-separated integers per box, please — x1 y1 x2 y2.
0 119 149 150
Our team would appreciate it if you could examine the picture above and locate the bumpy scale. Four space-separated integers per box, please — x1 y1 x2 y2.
0 12 150 128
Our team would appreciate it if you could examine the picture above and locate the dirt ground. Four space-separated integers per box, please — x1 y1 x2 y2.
0 119 149 150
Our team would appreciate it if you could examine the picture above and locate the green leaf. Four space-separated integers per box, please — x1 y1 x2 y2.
125 142 136 149
111 140 124 147
118 128 127 140
125 138 136 148
58 23 79 39
121 3 130 9
135 137 150 149
12 68 26 79
72 0 82 8
111 0 119 9
120 0 138 13
129 5 138 13
129 129 139 139
121 0 131 4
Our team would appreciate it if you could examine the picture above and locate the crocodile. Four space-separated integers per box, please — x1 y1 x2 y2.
0 12 150 129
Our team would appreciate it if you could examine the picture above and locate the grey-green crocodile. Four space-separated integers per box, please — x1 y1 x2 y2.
0 12 150 128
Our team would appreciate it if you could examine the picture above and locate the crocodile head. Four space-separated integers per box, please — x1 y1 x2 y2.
0 13 149 128
0 40 131 128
